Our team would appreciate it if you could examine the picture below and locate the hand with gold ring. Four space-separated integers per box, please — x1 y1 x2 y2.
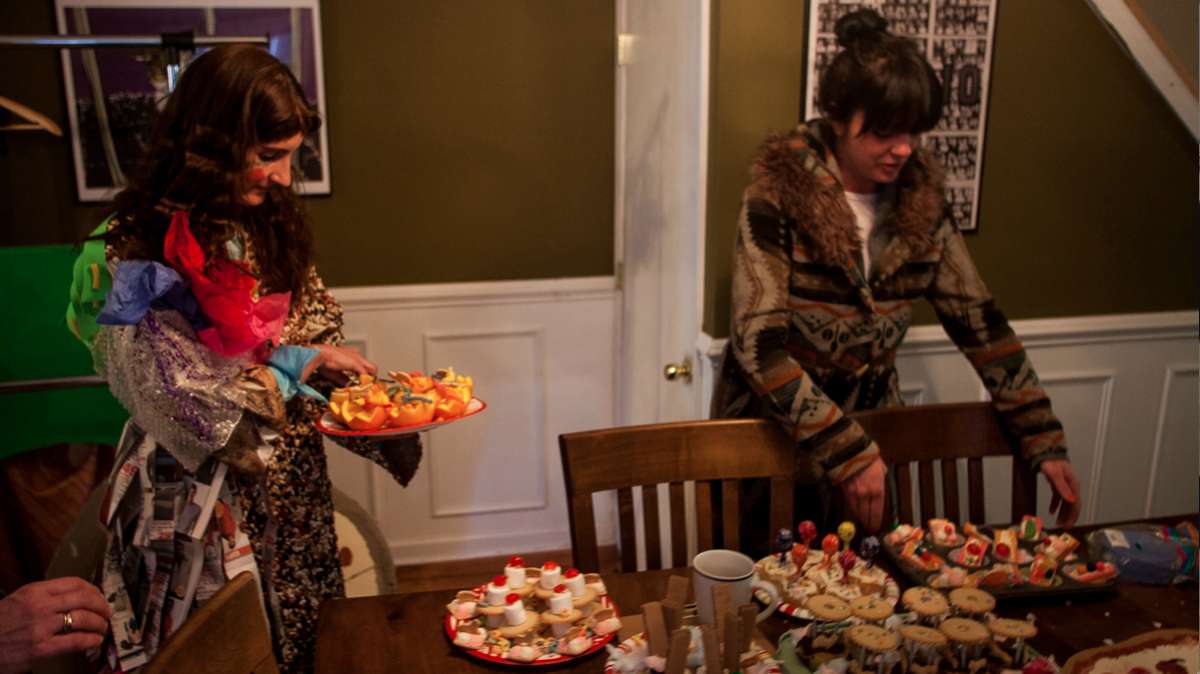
0 577 111 674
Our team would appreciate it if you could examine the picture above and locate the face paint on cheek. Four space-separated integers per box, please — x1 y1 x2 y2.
249 168 267 182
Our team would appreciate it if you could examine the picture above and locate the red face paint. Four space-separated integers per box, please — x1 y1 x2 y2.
249 168 267 182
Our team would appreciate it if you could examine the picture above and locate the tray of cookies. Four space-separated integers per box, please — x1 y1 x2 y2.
880 516 1119 599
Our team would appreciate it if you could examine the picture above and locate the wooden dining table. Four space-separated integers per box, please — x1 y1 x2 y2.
314 516 1198 673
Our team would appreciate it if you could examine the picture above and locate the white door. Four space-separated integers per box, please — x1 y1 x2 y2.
615 0 710 427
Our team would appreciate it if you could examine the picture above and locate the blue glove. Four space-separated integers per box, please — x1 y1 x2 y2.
267 345 326 402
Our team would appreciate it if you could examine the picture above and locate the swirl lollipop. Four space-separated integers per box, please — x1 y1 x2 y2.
858 535 880 569
797 520 818 547
837 548 857 581
837 521 856 551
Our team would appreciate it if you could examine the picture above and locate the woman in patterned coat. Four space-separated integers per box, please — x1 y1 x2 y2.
69 45 420 673
712 9 1080 535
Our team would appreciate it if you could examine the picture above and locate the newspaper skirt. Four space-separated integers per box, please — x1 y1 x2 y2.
97 421 278 671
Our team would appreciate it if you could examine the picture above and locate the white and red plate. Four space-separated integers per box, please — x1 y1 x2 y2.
444 587 618 667
316 397 486 438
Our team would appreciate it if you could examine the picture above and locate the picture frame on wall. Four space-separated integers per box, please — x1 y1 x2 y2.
801 0 998 232
54 0 330 202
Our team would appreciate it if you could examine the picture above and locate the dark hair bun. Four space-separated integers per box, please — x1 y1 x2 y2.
834 9 889 49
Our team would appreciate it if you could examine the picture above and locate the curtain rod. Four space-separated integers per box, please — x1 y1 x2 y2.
0 34 269 49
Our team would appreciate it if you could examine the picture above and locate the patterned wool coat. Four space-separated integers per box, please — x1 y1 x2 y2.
712 120 1068 485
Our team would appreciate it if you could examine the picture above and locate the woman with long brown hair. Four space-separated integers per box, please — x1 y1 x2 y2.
68 45 420 673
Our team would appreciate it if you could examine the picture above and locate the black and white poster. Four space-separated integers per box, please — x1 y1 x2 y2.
804 0 997 232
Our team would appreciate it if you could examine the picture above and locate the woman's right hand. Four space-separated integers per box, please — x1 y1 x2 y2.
0 577 111 674
302 344 377 385
841 456 888 533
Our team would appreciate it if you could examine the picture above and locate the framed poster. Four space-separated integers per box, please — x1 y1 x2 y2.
803 0 997 232
55 0 330 202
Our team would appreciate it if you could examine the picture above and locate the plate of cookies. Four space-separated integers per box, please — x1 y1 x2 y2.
444 557 621 666
752 521 899 621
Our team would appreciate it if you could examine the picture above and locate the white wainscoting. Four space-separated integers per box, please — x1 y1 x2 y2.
700 311 1199 526
323 277 619 565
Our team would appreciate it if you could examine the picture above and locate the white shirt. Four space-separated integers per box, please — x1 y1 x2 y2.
844 190 880 275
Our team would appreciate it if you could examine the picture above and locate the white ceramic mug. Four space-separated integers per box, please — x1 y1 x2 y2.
691 549 780 626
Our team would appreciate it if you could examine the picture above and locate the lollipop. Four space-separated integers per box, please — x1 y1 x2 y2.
838 549 857 580
821 533 840 566
859 535 880 569
790 542 809 568
798 520 818 546
837 521 857 551
776 528 795 564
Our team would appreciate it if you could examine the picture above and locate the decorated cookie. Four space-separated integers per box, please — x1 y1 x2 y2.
948 587 996 616
849 594 894 623
901 587 949 620
806 593 852 622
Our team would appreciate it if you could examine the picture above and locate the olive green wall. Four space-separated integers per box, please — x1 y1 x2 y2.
704 0 1199 338
0 0 614 285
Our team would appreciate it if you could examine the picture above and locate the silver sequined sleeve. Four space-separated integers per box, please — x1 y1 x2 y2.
91 308 269 472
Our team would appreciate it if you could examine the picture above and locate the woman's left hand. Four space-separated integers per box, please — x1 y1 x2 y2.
301 344 377 385
1040 459 1081 527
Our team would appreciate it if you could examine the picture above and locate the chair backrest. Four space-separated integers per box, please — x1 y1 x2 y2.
559 419 795 573
143 572 279 674
848 402 1037 525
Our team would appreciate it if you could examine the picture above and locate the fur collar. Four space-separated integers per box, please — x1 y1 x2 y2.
747 120 945 273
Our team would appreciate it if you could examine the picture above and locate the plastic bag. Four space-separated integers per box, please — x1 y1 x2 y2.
1086 521 1199 584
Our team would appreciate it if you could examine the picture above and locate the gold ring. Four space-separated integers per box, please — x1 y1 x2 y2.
61 611 73 635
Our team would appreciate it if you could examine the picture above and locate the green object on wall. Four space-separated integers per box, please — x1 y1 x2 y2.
0 245 127 459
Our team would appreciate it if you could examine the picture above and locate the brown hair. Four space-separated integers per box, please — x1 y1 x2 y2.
817 9 943 136
108 44 320 297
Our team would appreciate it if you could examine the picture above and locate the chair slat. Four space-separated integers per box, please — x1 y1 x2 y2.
941 460 960 523
967 458 985 523
567 492 599 572
1011 457 1037 520
643 485 662 570
894 462 913 524
918 460 936 522
669 481 686 568
617 487 636 572
696 481 714 553
722 480 740 551
768 476 793 541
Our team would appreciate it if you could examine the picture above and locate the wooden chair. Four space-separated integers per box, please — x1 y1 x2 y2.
143 572 279 674
559 419 795 573
848 401 1037 525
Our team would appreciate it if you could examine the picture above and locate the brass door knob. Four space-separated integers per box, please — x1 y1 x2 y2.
663 357 693 384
